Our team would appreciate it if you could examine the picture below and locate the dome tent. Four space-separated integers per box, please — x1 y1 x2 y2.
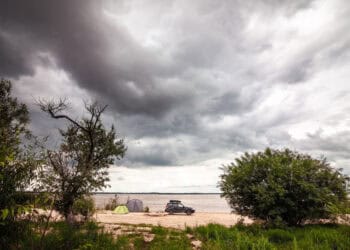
113 205 129 214
126 199 143 212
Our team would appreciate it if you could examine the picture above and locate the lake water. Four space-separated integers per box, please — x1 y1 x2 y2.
93 193 231 213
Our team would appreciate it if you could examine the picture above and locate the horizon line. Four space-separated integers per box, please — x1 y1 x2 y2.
93 192 221 195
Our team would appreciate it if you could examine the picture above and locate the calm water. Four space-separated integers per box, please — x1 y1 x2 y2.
93 193 231 213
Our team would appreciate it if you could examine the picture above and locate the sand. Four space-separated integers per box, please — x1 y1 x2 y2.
95 211 253 229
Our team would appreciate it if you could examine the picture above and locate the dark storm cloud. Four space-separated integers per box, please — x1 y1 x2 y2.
0 31 36 77
0 0 191 117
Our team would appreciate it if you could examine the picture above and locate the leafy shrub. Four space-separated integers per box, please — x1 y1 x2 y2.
72 196 95 220
104 197 118 210
219 148 349 225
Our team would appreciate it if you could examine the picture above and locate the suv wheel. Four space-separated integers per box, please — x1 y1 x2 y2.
186 210 192 215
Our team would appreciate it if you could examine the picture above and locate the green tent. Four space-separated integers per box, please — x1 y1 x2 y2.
113 205 129 214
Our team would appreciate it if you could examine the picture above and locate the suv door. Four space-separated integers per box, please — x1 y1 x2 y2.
176 203 185 213
166 203 174 212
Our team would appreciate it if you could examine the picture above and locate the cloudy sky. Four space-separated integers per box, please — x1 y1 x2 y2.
1 0 350 192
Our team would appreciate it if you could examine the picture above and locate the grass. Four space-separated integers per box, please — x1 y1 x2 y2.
2 220 350 249
192 223 350 250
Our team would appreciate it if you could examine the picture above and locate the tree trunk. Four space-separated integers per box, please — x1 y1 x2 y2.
63 200 75 225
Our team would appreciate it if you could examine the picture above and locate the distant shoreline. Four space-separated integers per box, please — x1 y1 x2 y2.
24 191 222 195
93 192 221 195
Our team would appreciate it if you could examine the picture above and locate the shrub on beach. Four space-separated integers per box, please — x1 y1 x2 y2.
104 197 118 210
219 148 349 226
72 196 95 220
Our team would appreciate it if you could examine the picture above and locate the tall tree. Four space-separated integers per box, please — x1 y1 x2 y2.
38 99 126 221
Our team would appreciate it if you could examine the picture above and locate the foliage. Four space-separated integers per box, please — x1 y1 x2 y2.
0 79 44 249
20 221 124 250
38 99 126 221
2 219 350 250
72 196 95 221
0 79 30 217
219 148 349 226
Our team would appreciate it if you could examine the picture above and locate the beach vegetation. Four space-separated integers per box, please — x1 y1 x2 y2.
37 99 126 222
104 196 119 210
219 148 349 226
192 223 350 250
72 195 96 221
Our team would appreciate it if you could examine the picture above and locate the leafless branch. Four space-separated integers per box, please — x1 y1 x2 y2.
36 98 86 131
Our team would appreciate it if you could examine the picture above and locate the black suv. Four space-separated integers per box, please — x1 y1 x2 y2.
165 200 195 215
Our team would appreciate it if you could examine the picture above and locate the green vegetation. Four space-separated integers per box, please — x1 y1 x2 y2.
10 221 124 250
0 79 31 218
5 221 191 250
105 196 119 210
219 148 349 226
0 79 44 247
72 196 96 221
5 221 350 250
191 223 350 250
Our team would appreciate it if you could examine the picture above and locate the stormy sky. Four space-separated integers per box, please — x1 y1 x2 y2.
1 0 350 192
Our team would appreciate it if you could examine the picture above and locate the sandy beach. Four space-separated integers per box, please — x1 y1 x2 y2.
95 211 253 229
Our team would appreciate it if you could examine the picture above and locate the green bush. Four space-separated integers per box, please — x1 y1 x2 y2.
219 148 349 226
104 197 118 210
72 196 95 220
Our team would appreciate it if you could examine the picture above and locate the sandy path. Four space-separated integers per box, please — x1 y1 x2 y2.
96 211 253 229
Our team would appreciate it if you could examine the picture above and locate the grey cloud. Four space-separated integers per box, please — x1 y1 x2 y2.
279 58 314 84
207 91 260 115
122 143 179 166
297 130 350 156
288 130 350 175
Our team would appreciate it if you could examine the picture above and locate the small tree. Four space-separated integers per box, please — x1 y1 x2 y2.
0 79 43 248
219 148 349 226
0 79 41 219
38 99 126 222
